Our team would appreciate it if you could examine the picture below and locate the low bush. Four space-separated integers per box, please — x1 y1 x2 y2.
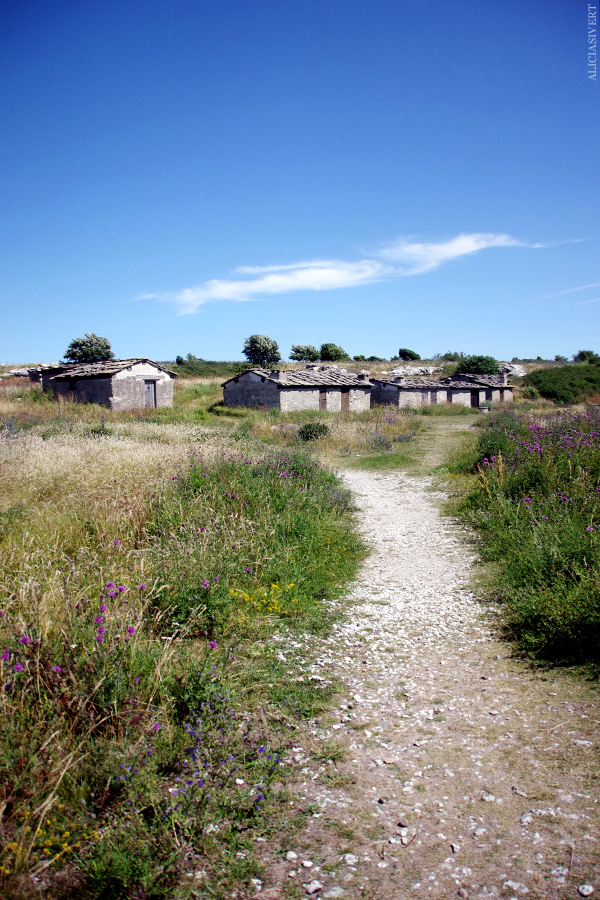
524 363 600 404
298 422 329 441
449 408 600 662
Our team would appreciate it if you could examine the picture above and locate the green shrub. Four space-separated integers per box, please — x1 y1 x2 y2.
522 385 540 400
524 364 600 403
298 422 330 441
454 354 499 375
449 408 600 662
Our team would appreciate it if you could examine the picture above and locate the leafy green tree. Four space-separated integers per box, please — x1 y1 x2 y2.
454 355 499 375
573 349 599 363
242 334 281 367
290 344 320 362
63 333 114 364
439 350 465 362
554 355 568 362
319 343 348 362
398 348 421 361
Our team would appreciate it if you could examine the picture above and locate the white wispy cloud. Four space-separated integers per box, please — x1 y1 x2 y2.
575 296 600 305
377 232 526 273
540 281 600 300
142 231 540 314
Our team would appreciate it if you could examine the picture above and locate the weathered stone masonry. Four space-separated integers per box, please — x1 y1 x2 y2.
49 359 176 410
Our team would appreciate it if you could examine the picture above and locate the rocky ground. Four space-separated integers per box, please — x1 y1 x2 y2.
256 460 599 900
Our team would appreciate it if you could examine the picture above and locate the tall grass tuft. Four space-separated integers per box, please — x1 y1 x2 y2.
0 423 363 898
449 408 600 662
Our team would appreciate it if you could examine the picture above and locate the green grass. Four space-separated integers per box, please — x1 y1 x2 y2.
420 403 478 416
0 430 363 898
347 450 417 470
447 408 600 663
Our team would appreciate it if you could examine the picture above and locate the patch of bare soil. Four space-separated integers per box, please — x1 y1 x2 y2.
255 447 599 900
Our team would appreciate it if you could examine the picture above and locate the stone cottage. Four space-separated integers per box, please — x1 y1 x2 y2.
371 372 513 409
222 365 372 411
48 359 176 410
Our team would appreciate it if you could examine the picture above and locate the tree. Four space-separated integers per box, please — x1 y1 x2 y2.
319 343 348 362
242 334 281 367
454 355 499 375
554 354 567 362
573 349 599 363
439 351 465 362
398 348 421 361
63 333 114 364
290 344 320 362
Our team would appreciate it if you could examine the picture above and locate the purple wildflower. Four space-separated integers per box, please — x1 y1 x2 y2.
202 580 210 588
127 626 136 635
13 663 24 672
99 604 107 612
113 540 120 546
51 665 62 673
137 584 147 591
106 582 115 588
94 616 104 624
209 640 218 650
19 635 32 645
1 649 10 662
152 723 161 731
118 585 127 592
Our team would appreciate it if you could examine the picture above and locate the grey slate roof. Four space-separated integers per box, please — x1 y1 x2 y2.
50 359 176 381
223 367 371 388
373 373 510 389
371 376 440 389
438 374 509 388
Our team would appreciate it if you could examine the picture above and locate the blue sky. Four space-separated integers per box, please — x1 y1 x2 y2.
1 0 598 363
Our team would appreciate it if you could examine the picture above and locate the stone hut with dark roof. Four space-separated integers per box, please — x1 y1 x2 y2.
371 372 513 409
48 359 176 410
222 365 372 411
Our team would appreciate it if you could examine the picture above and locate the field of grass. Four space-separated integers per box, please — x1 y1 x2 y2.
3 371 585 895
447 408 600 664
0 384 365 898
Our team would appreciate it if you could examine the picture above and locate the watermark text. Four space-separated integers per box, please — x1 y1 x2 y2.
589 5 597 80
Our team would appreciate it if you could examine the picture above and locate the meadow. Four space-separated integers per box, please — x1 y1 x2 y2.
448 407 600 664
1 373 570 897
0 380 370 899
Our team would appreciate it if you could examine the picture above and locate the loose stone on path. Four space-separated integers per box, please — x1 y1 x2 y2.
260 466 599 899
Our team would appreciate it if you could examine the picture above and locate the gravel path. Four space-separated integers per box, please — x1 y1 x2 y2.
263 468 599 900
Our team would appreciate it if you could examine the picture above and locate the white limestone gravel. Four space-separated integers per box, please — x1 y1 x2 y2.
261 467 600 900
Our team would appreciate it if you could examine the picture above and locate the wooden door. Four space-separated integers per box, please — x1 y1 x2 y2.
470 390 479 408
145 380 157 408
319 389 327 410
341 388 350 412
